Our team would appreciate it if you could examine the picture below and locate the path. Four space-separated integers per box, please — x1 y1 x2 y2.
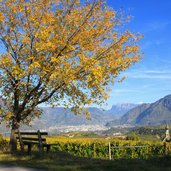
0 164 45 171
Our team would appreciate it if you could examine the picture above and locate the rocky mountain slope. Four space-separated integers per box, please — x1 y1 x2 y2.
107 94 171 126
106 103 138 118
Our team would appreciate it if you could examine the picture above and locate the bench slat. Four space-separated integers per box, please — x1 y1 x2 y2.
23 141 39 145
16 137 46 141
18 132 48 135
23 141 50 146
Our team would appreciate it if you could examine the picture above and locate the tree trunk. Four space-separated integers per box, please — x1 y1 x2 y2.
9 121 19 153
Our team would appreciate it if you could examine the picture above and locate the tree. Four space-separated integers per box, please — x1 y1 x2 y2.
0 0 141 152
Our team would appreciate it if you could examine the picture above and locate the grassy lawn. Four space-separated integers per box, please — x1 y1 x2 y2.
0 150 171 171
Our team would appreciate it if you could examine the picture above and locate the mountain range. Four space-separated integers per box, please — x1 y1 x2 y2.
107 94 171 126
1 94 171 133
106 103 138 118
31 103 136 128
0 103 136 133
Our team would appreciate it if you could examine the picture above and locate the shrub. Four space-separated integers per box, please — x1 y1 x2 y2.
0 134 8 151
126 133 140 141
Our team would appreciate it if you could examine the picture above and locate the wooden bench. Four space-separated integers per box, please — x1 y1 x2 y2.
16 130 51 155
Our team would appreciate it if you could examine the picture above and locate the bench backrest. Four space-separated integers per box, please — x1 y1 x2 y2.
15 130 48 151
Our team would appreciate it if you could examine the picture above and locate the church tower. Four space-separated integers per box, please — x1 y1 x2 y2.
163 124 171 142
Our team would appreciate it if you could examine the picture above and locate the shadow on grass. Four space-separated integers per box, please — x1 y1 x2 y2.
0 150 171 171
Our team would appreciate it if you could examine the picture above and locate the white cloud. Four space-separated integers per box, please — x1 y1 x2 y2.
141 41 153 50
144 70 169 74
143 20 170 33
112 89 139 94
125 69 171 80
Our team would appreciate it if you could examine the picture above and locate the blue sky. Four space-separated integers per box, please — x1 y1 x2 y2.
103 0 171 109
1 0 171 110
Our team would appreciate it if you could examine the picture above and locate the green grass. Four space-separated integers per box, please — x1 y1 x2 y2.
0 151 171 171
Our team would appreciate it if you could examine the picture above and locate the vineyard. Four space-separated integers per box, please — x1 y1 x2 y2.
47 136 171 160
1 134 171 160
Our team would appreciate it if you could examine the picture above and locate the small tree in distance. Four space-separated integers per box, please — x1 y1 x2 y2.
0 0 142 152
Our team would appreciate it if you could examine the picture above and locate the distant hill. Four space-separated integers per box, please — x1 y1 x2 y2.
120 103 151 125
106 103 138 118
30 103 137 129
1 94 171 131
36 107 113 127
107 94 171 126
0 103 136 133
136 94 171 125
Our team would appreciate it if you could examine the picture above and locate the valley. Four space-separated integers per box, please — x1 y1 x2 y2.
1 94 171 136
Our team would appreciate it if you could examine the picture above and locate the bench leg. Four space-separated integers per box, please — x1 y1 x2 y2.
28 144 32 155
39 145 43 154
46 146 50 153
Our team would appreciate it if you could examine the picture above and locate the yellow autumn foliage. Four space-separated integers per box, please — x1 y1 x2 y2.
0 0 142 144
